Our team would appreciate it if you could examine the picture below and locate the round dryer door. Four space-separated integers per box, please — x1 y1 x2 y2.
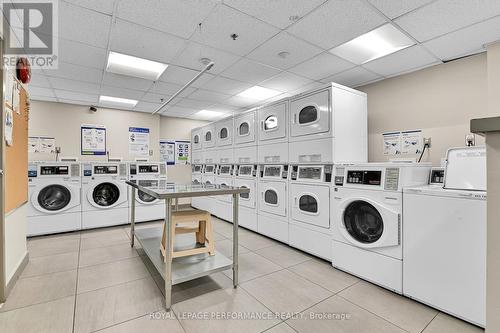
343 200 383 244
38 184 71 211
92 182 120 207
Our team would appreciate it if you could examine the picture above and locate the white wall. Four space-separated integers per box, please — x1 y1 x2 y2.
5 205 27 284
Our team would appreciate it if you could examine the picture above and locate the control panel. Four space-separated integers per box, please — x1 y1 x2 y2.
237 165 257 177
204 165 217 174
138 164 158 174
291 165 332 182
40 165 69 176
346 170 382 185
94 165 118 175
192 164 203 173
429 168 445 185
262 165 289 179
218 164 233 176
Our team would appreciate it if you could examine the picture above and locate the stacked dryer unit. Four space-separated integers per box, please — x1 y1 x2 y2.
234 164 258 231
191 127 204 210
191 163 204 210
214 116 235 220
200 163 217 213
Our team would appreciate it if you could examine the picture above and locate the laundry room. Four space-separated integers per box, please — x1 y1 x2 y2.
0 1 499 333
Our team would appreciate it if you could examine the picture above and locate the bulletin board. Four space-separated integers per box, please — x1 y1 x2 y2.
5 84 29 214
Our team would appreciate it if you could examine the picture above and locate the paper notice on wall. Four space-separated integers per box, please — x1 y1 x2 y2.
39 137 56 153
175 140 190 165
12 81 20 114
28 137 39 152
160 140 175 165
401 130 423 155
4 73 14 109
81 124 106 155
5 108 13 146
383 132 402 155
129 127 150 157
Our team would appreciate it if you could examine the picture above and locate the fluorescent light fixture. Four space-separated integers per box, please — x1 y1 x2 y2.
106 51 168 80
329 24 415 65
99 95 138 108
194 110 227 120
237 86 282 101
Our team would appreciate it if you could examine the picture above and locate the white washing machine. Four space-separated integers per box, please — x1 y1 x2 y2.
214 164 234 222
257 100 289 164
257 164 289 243
234 110 257 148
234 164 258 232
331 163 431 293
191 164 204 210
200 164 217 215
403 147 486 327
288 165 333 261
288 83 367 164
128 162 168 222
27 162 82 236
81 162 129 229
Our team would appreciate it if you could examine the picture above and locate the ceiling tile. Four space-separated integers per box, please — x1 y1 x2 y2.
159 65 215 88
367 0 434 19
28 86 55 98
161 105 198 116
102 72 154 92
423 15 500 60
62 0 115 15
48 77 101 94
58 1 112 48
116 0 218 39
190 4 279 56
204 103 239 113
224 95 260 108
149 81 197 98
187 89 232 103
395 0 500 42
54 90 99 103
175 98 215 109
288 52 356 80
220 58 282 84
246 32 323 70
171 42 240 74
259 72 312 92
100 85 145 100
201 76 253 95
111 19 187 64
363 45 440 77
287 0 385 49
44 62 103 83
58 39 107 70
134 101 162 113
320 67 381 87
58 99 95 107
224 0 326 29
142 92 170 104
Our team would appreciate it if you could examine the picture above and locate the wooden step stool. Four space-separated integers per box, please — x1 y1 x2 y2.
160 210 215 261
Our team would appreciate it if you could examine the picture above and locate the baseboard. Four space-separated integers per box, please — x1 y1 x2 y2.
5 251 29 298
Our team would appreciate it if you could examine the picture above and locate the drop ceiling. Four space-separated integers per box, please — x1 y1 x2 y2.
11 0 500 119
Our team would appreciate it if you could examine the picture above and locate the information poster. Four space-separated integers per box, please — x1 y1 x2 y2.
160 140 175 165
401 130 423 155
28 136 56 153
5 108 13 146
81 124 106 155
175 140 190 165
382 132 402 155
129 127 150 157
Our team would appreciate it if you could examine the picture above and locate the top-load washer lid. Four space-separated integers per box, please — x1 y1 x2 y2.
38 184 72 211
444 146 486 191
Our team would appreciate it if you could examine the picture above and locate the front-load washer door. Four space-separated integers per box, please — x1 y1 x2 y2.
290 89 330 138
87 181 126 209
290 183 330 228
234 179 256 209
259 181 286 217
136 180 159 205
337 197 400 249
258 101 286 142
32 183 80 214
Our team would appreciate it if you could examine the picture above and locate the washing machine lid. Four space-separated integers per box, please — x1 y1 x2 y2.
31 182 80 214
444 146 486 191
87 180 127 209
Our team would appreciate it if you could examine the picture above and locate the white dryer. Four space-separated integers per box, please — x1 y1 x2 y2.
128 162 168 222
215 116 234 147
234 164 258 232
288 165 333 261
234 110 257 147
191 164 204 210
200 164 217 215
214 164 234 222
332 163 431 293
81 162 129 229
257 100 289 164
257 164 289 243
289 83 367 164
191 127 202 151
27 162 82 236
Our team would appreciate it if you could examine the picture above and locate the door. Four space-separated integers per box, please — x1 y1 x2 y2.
202 124 215 149
338 198 400 249
87 181 125 209
136 180 159 205
216 117 233 146
234 179 255 209
234 111 256 145
259 180 286 217
290 89 330 138
32 183 78 213
258 101 287 142
191 128 202 150
290 183 329 228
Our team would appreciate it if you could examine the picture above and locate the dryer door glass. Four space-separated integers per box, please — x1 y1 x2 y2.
38 185 71 211
239 185 249 199
220 127 228 139
264 189 278 205
205 131 212 142
343 200 383 243
239 122 250 136
93 182 120 207
299 195 318 213
298 106 318 124
264 115 278 130
194 135 199 144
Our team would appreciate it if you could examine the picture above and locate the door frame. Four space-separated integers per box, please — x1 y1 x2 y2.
0 36 6 303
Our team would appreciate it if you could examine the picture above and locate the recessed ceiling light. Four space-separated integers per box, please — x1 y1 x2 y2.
193 110 227 120
329 24 415 65
106 51 168 80
99 95 138 108
237 86 282 101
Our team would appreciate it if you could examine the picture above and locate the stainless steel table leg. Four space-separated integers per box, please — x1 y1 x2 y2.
232 193 239 288
164 198 173 310
130 187 136 248
175 198 179 211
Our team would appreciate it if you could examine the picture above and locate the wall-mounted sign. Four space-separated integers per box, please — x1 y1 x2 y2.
160 140 175 165
129 127 149 157
175 140 190 165
81 124 106 155
383 132 402 156
29 136 56 153
383 130 423 156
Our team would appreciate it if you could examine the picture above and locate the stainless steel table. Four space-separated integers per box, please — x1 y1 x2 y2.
126 181 249 311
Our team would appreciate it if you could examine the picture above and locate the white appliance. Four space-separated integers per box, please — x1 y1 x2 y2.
200 164 217 214
429 167 445 186
201 124 216 149
403 147 487 327
81 162 129 229
128 162 168 222
234 164 258 231
289 165 333 260
192 151 203 164
257 164 289 243
234 145 257 165
214 164 234 222
191 164 204 210
257 100 289 164
288 83 367 164
27 162 82 236
234 110 257 147
332 163 431 293
191 127 202 151
215 116 234 147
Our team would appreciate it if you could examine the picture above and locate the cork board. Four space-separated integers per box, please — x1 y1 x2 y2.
5 86 29 214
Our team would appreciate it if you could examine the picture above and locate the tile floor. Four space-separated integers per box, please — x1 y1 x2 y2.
0 217 484 333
